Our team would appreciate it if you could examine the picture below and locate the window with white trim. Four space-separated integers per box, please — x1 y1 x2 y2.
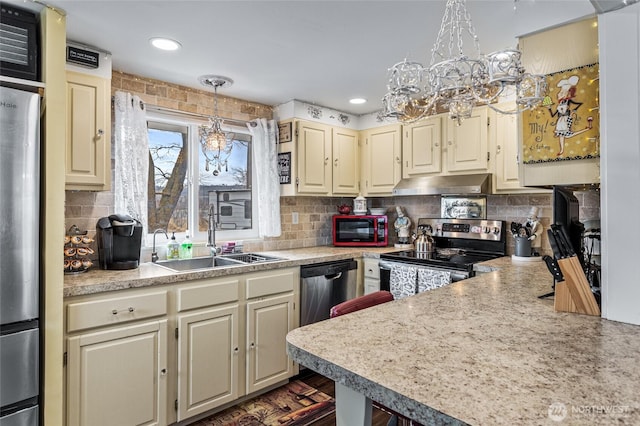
146 111 258 244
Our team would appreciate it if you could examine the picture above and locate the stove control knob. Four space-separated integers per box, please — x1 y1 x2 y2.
483 226 490 233
493 227 500 234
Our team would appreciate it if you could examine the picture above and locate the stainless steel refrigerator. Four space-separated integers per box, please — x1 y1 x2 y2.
0 86 40 425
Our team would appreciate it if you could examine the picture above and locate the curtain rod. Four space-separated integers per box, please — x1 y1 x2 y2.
145 104 258 128
111 95 259 127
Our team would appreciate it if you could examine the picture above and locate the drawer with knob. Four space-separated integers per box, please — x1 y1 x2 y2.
66 291 168 333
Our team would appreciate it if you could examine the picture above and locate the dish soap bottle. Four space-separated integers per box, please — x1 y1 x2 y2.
180 231 193 259
166 232 180 260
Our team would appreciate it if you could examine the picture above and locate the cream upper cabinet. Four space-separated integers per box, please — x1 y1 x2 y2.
402 116 443 177
294 120 359 196
332 127 360 195
65 71 111 191
296 120 332 194
445 107 490 172
494 102 524 191
361 124 402 196
491 102 548 193
66 320 168 426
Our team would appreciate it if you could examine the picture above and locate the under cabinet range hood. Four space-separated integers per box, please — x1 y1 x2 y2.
392 173 492 196
590 0 638 13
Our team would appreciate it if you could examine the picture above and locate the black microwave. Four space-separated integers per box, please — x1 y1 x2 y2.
0 3 40 81
332 215 388 247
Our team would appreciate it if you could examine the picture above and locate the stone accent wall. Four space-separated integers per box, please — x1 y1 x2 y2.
111 71 273 121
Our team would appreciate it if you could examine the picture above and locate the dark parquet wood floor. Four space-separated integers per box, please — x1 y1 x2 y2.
296 369 392 426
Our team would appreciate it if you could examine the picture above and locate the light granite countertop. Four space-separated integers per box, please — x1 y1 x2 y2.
286 257 640 425
63 246 397 297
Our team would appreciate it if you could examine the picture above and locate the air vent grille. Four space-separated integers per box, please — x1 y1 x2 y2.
0 23 30 66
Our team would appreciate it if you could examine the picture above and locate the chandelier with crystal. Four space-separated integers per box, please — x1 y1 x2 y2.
382 0 547 124
199 75 234 176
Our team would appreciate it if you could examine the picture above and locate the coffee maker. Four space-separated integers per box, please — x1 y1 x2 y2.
96 214 143 270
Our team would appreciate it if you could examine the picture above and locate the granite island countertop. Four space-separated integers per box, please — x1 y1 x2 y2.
63 246 397 297
286 257 640 425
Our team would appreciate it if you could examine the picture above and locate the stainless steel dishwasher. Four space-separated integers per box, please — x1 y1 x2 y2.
300 259 358 326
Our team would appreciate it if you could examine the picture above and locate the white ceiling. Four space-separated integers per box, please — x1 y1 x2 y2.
9 0 600 115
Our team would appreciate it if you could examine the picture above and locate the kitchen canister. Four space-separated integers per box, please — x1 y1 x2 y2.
353 194 367 215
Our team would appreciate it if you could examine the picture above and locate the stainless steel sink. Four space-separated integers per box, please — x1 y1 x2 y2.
152 253 283 272
153 256 244 272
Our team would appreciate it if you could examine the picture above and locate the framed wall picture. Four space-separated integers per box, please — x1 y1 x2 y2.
278 121 292 143
441 196 487 219
522 63 600 163
278 152 291 184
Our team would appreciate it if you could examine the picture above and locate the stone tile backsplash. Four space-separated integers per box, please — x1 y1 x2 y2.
66 190 600 259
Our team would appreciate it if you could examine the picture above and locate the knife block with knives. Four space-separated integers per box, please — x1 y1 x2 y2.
545 224 600 316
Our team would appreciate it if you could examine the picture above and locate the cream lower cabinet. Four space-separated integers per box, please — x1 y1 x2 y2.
361 124 402 196
65 290 169 426
245 268 299 394
175 277 241 421
363 258 380 295
246 293 295 393
65 268 299 426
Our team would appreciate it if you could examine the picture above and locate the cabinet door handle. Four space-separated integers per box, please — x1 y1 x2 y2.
324 157 329 165
496 144 501 154
434 142 439 147
396 156 400 164
448 141 453 146
334 158 338 166
97 129 104 136
160 368 167 376
249 342 255 349
233 347 239 353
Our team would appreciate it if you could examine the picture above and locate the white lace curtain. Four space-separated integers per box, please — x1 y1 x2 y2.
113 91 149 244
248 118 281 237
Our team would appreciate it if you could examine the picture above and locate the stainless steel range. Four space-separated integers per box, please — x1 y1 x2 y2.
380 218 506 287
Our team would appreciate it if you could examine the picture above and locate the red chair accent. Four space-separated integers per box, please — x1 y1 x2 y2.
330 290 394 318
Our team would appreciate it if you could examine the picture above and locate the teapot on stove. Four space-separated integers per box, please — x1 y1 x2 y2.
412 225 434 253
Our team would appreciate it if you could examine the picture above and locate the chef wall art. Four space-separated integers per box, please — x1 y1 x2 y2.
522 63 599 163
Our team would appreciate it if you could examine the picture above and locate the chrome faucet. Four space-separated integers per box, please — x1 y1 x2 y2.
152 228 168 262
207 205 221 256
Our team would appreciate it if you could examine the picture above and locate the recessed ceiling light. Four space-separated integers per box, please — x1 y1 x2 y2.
150 37 182 51
349 98 367 105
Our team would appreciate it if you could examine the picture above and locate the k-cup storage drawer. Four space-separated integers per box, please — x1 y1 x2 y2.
67 291 168 332
176 278 240 312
